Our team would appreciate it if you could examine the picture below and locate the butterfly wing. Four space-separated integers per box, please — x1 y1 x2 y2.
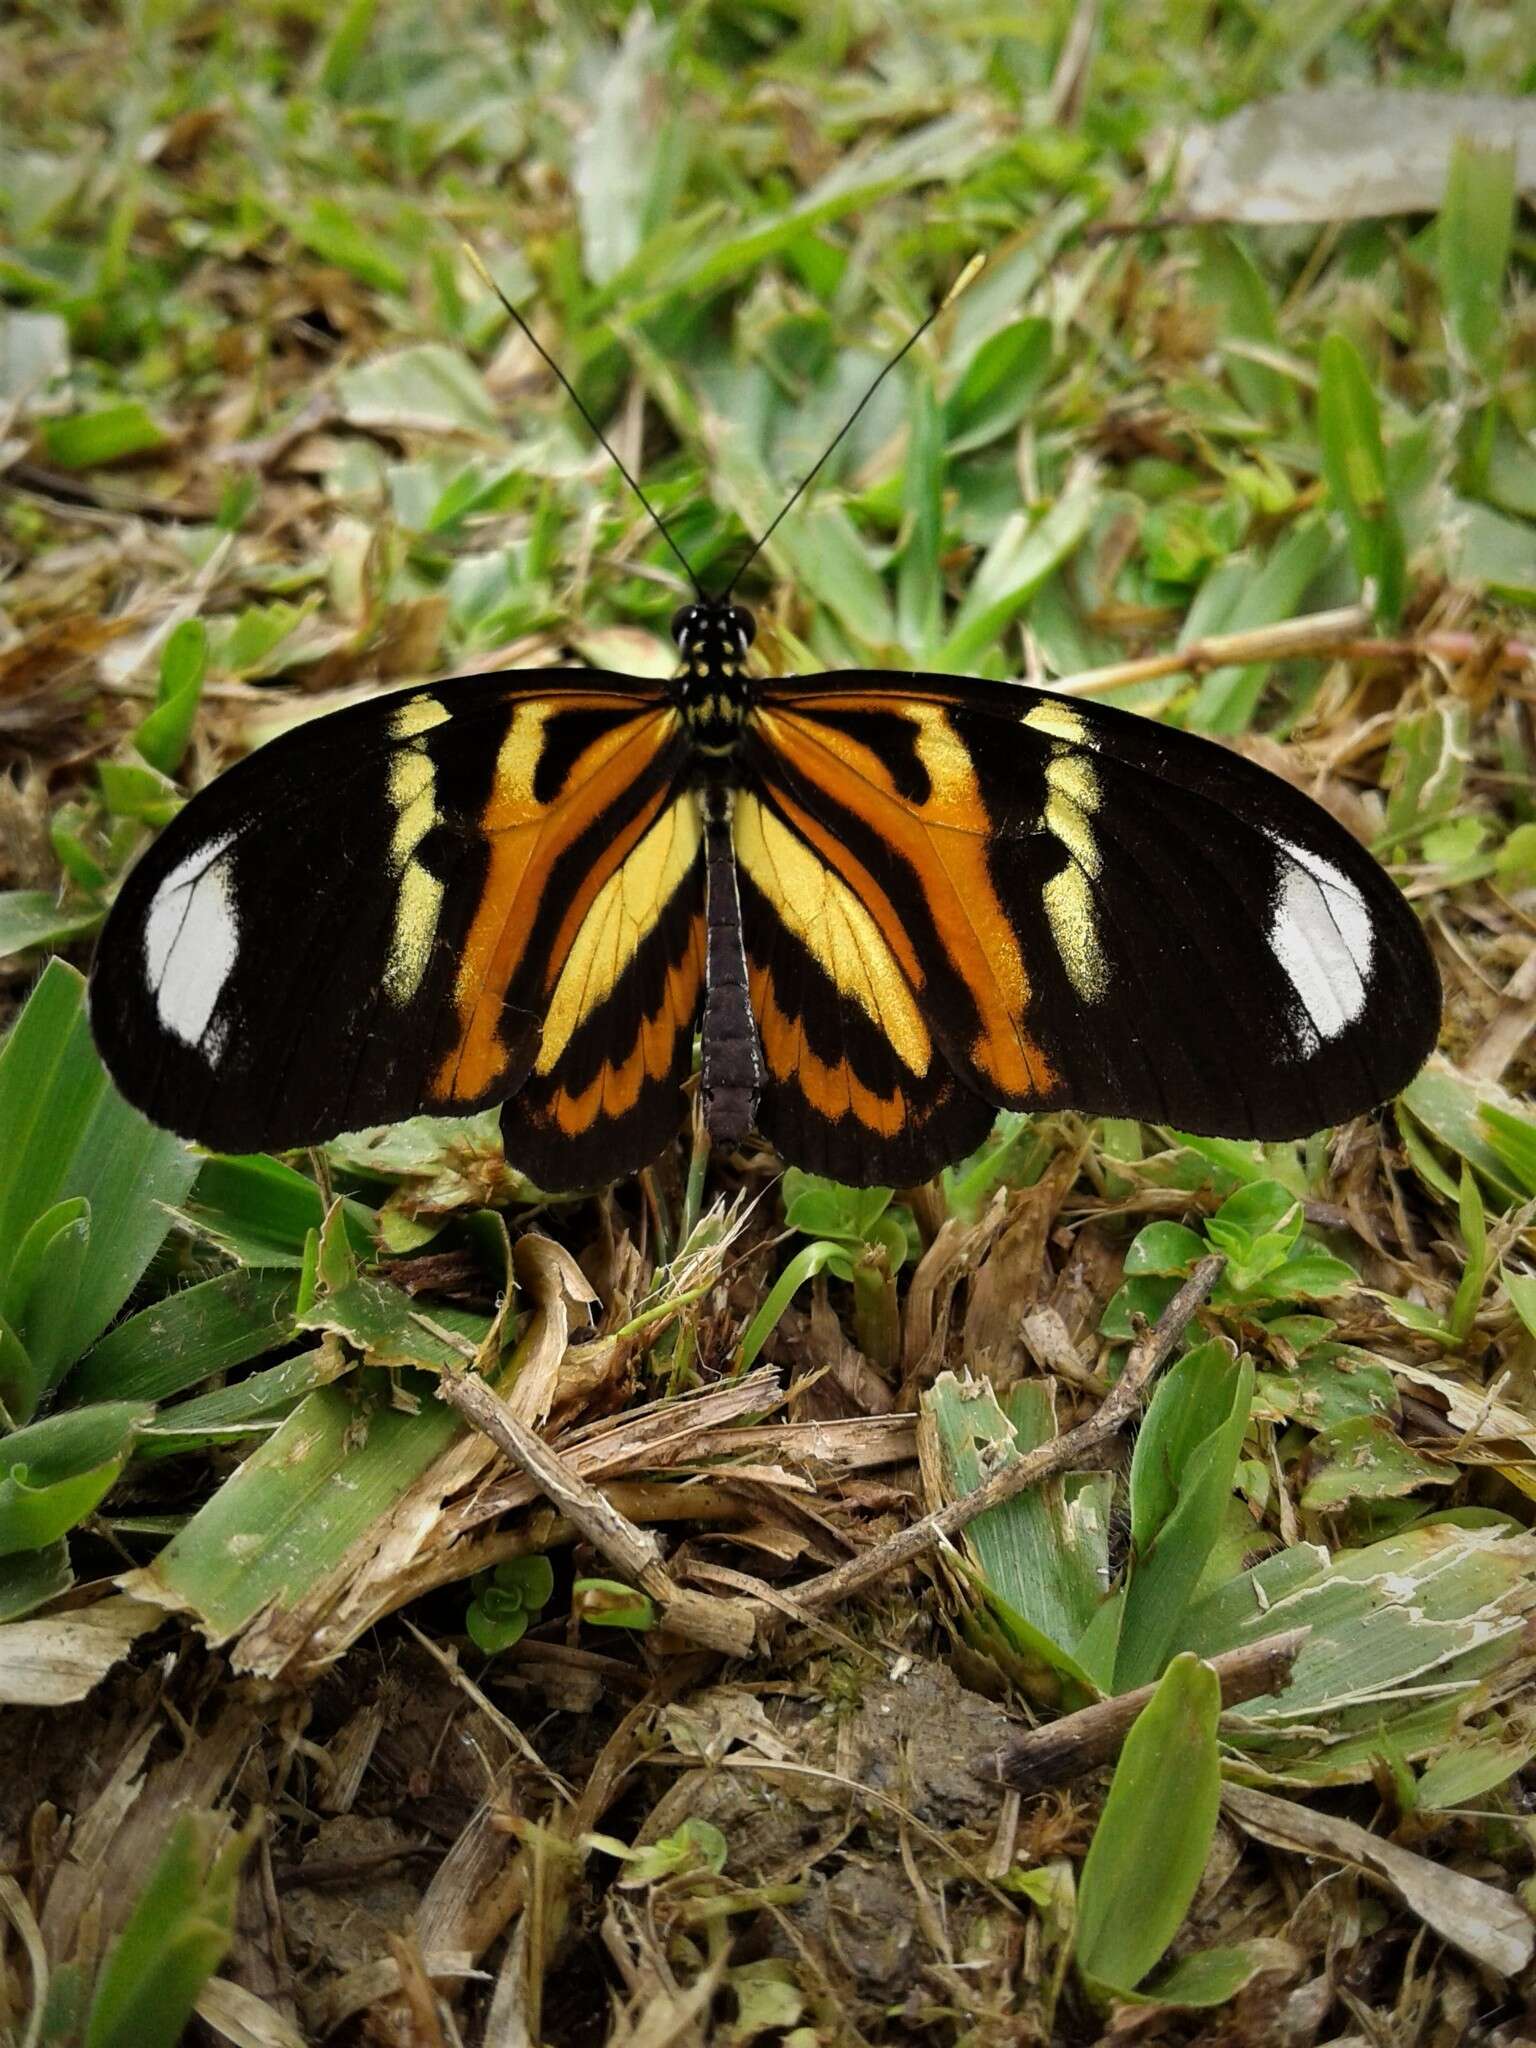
91 671 704 1179
730 776 996 1183
741 672 1438 1178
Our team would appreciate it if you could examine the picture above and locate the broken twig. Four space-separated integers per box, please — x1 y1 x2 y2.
982 1627 1310 1792
1050 605 1534 700
436 1367 756 1658
790 1253 1226 1616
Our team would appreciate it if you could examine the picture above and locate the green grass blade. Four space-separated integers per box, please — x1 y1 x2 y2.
0 891 104 960
84 1813 256 2048
135 1373 461 1641
1317 329 1405 623
69 1270 300 1406
0 962 198 1405
1439 137 1515 379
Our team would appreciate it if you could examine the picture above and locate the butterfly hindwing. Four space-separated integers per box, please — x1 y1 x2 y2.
90 671 697 1168
733 831 995 1183
745 672 1438 1153
498 789 705 1187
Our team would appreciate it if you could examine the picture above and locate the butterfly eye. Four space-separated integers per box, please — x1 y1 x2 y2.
729 606 756 646
670 605 695 645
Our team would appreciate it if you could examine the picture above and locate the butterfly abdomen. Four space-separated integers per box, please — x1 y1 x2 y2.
700 788 760 1143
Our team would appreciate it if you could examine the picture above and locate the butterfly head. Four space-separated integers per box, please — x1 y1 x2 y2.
671 601 756 741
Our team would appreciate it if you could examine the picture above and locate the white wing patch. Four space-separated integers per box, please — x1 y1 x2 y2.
1269 836 1374 1048
142 832 240 1058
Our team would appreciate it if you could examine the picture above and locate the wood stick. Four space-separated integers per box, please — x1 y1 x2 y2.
981 1627 1311 1792
791 1254 1226 1616
1048 606 1533 700
437 1368 756 1658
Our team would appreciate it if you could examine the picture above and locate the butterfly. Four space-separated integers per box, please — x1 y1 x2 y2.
88 262 1440 1192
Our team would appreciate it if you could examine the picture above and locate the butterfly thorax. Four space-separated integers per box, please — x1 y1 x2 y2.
671 600 755 758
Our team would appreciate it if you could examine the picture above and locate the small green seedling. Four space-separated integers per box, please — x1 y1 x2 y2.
466 1552 555 1654
737 1169 914 1371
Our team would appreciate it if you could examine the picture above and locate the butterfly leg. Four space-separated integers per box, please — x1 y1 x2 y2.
700 786 760 1143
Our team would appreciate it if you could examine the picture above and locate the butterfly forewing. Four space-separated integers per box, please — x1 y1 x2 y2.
90 671 694 1162
743 672 1438 1168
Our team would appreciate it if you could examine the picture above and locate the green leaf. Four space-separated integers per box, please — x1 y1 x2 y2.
1123 1222 1207 1276
207 599 311 677
0 1538 72 1622
1194 230 1292 424
4 1197 92 1400
42 401 166 469
337 343 497 433
1116 1345 1254 1690
296 1204 488 1371
1099 1274 1181 1340
1263 1245 1356 1302
0 1402 152 1554
1317 330 1405 623
611 1816 728 1887
134 619 207 775
147 1345 351 1442
1381 705 1470 851
896 378 945 656
573 9 673 287
1184 1521 1536 1783
1135 1941 1296 2009
0 962 198 1410
573 1577 656 1630
944 318 1051 455
317 0 378 94
1480 1105 1536 1199
1182 516 1335 732
466 1594 529 1654
1399 1066 1528 1206
494 1553 555 1610
141 1374 462 1640
935 471 1097 672
1449 1164 1488 1341
96 760 180 825
781 1171 896 1249
737 1239 853 1371
84 1813 256 2048
1206 1188 1301 1267
1416 1719 1536 1811
927 1375 1108 1701
1439 138 1515 378
940 1111 1051 1224
0 891 104 962
70 1270 300 1406
180 1154 373 1269
1301 1414 1454 1511
294 198 409 295
1076 1655 1222 1996
1504 1268 1536 1341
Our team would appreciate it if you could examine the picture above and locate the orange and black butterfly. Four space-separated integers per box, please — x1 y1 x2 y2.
89 267 1440 1190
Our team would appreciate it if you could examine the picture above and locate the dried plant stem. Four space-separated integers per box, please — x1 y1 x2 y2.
792 1254 1226 1617
437 1368 755 1658
983 1626 1310 1791
1051 604 1534 699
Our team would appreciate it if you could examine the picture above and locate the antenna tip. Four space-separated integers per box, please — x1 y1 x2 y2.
459 240 497 294
942 253 986 309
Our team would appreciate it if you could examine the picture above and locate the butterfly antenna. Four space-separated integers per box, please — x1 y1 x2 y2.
723 254 985 599
461 241 704 599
